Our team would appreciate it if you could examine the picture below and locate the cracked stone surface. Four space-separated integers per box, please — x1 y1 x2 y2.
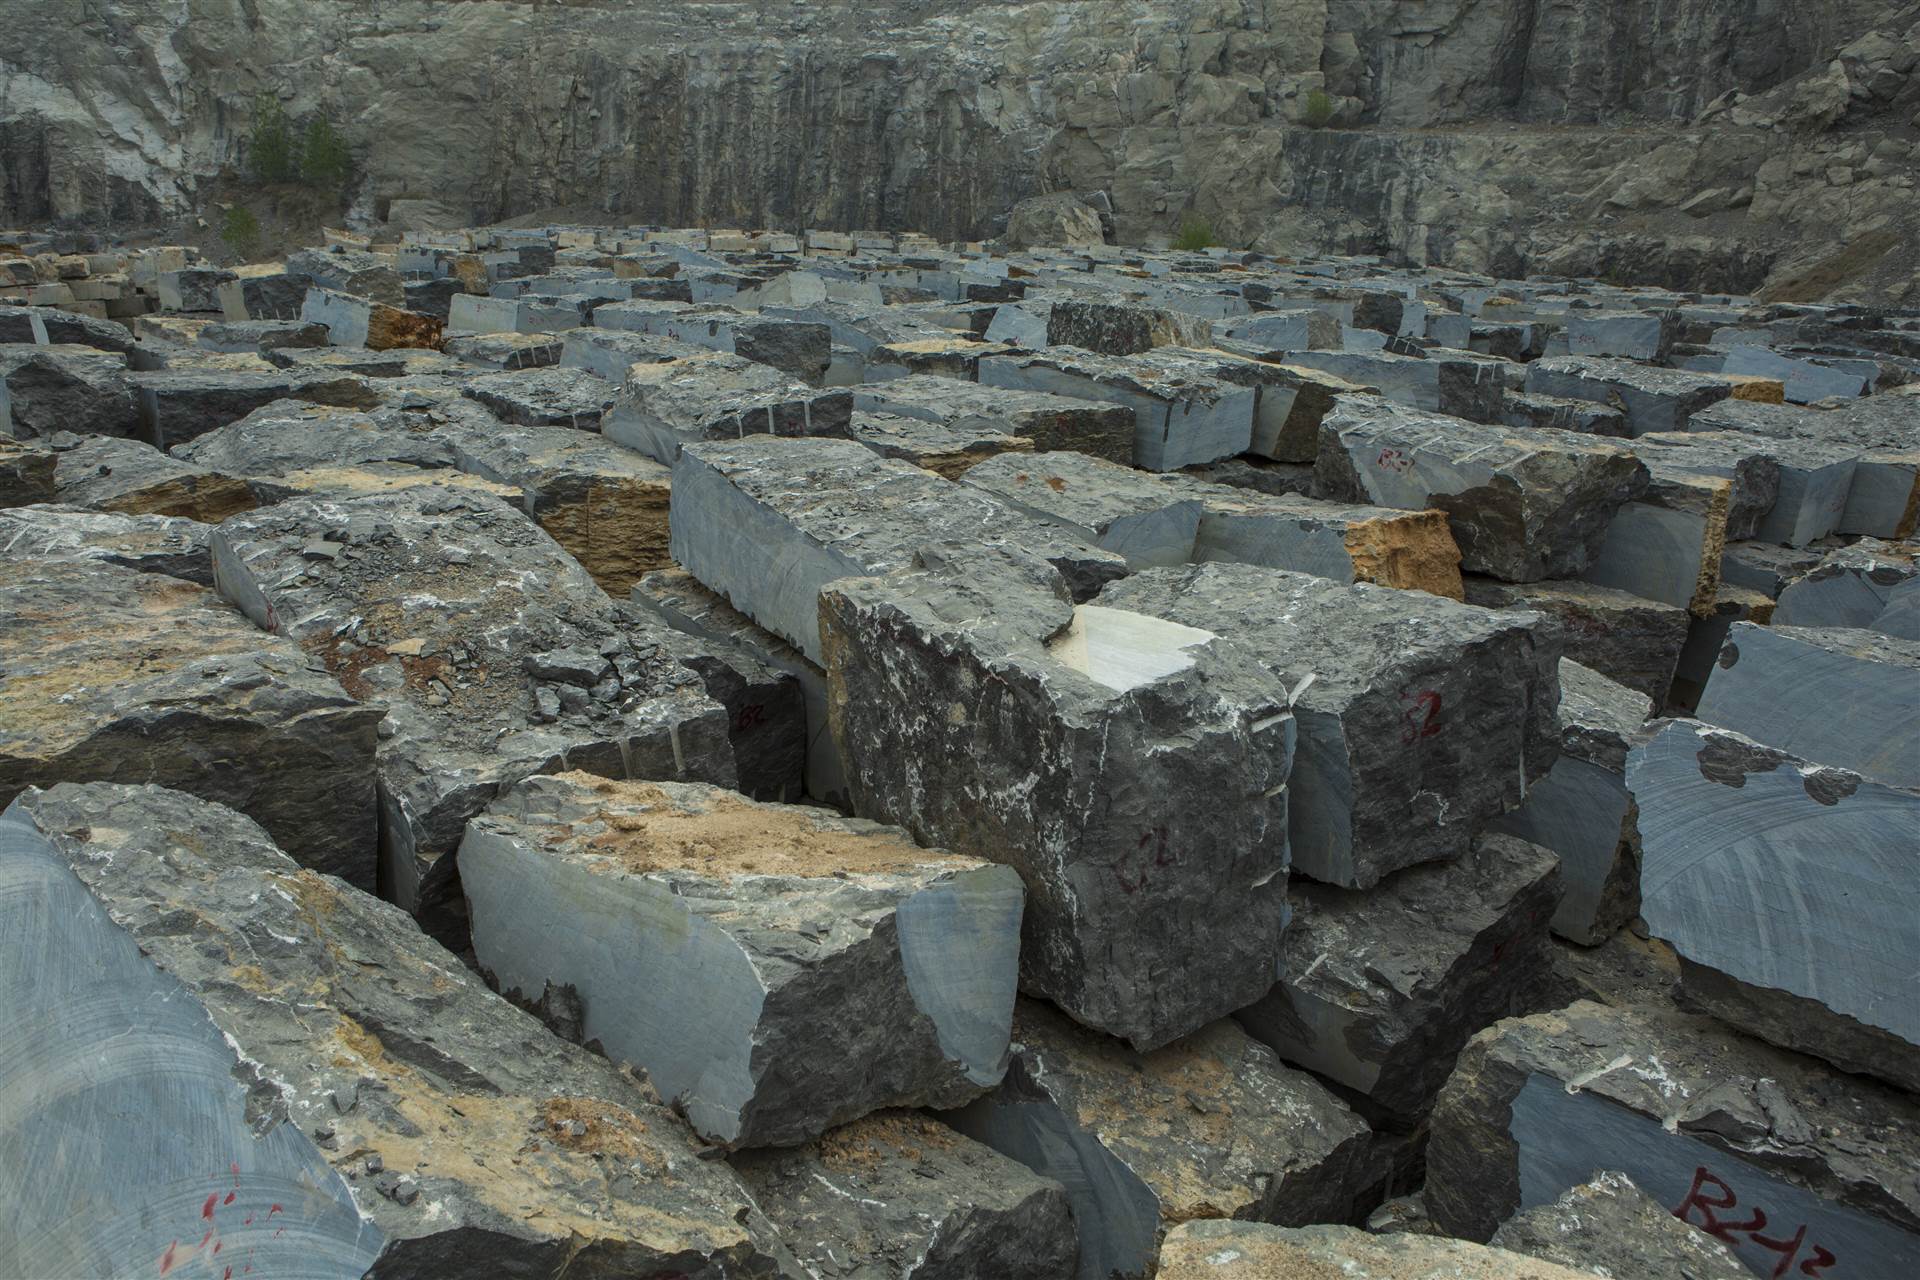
1490 1171 1754 1280
1158 1221 1604 1280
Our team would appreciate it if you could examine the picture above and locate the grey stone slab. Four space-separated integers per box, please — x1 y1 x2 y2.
0 557 380 884
1629 719 1920 1092
1724 344 1868 404
1525 356 1738 435
47 431 255 522
157 265 235 312
1503 389 1630 437
1773 538 1920 638
1620 432 1781 541
946 1001 1372 1280
1668 582 1775 712
459 365 615 430
1700 622 1920 786
443 330 564 370
1158 1222 1602 1280
300 287 444 351
1097 563 1560 888
0 782 792 1278
0 503 212 582
846 408 1034 478
962 450 1202 569
1636 429 1857 546
1285 347 1507 424
210 487 734 946
670 437 1126 663
978 349 1255 471
1214 308 1341 355
603 351 853 463
821 550 1293 1048
1489 659 1652 945
1566 310 1673 362
851 373 1136 462
1719 538 1828 597
1237 831 1562 1125
285 247 404 307
1581 466 1730 616
461 772 1023 1148
1490 1172 1752 1280
216 267 314 322
556 325 704 381
0 302 135 353
1426 1000 1920 1275
732 1111 1078 1280
197 318 329 354
1044 299 1212 355
128 367 378 448
1314 394 1649 582
0 344 139 440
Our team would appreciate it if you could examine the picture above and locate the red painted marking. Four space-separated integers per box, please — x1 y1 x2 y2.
213 1241 222 1256
223 1192 236 1206
267 1204 282 1217
159 1241 179 1276
273 1228 285 1239
223 1269 232 1280
242 1216 253 1227
202 1193 218 1220
1801 1249 1837 1277
734 703 767 731
1399 689 1443 744
1671 1166 1837 1275
199 1231 213 1248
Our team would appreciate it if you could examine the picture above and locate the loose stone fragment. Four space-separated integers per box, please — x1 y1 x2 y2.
1628 718 1920 1091
963 450 1203 568
1157 1221 1603 1280
851 373 1136 462
820 550 1293 1048
460 772 1024 1148
731 1111 1078 1280
946 1000 1373 1280
1237 831 1562 1125
0 558 379 884
1099 563 1559 888
0 782 793 1279
1314 395 1648 581
1425 999 1920 1275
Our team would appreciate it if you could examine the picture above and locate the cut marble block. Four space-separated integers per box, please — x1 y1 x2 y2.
1566 310 1672 362
0 556 380 885
820 551 1293 1049
962 450 1202 568
632 566 836 808
1617 431 1780 540
863 335 1012 381
1491 1171 1754 1280
1628 719 1920 1091
1283 347 1507 424
1 344 141 439
211 488 734 944
285 247 405 307
444 330 564 370
846 408 1034 478
460 772 1024 1148
1314 394 1648 581
128 367 377 448
1722 344 1868 404
1773 538 1920 639
458 365 615 429
851 373 1137 462
1698 622 1920 787
732 1111 1078 1280
1236 361 1374 463
1213 307 1342 356
1523 356 1738 434
1843 448 1920 540
1489 658 1651 944
48 432 255 522
1154 474 1464 596
0 783 790 1278
299 287 443 350
197 318 329 354
1668 582 1775 711
1581 463 1730 616
1636 429 1857 547
670 436 1126 663
1237 831 1562 1125
602 350 853 463
173 399 459 503
945 1001 1372 1280
1426 1000 1920 1276
0 504 212 583
1504 387 1629 437
1098 563 1560 888
1044 298 1213 354
1158 1222 1602 1280
556 325 702 380
977 349 1256 471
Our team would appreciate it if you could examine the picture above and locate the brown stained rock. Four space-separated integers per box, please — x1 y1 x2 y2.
0 436 56 504
530 474 671 595
1340 508 1465 598
1158 1221 1603 1279
49 433 256 523
365 301 444 351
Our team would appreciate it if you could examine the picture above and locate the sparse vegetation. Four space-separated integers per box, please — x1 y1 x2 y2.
301 116 353 190
247 92 354 191
219 205 262 259
1303 89 1335 129
1173 215 1215 252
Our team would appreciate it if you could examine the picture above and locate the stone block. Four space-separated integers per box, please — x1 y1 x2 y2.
946 1001 1372 1280
1491 1171 1753 1280
196 318 330 354
1044 299 1212 354
1638 429 1856 547
48 432 255 522
1286 348 1507 424
846 408 1034 478
299 287 444 350
156 265 236 313
284 247 404 307
0 782 790 1277
1582 464 1731 616
0 301 134 352
962 450 1203 569
1099 564 1560 888
820 550 1293 1048
460 772 1024 1148
978 349 1255 471
1628 719 1920 1093
1237 831 1562 1125
216 266 313 322
1461 577 1689 704
443 330 564 370
734 1113 1077 1278
1314 395 1649 582
1425 999 1920 1274
0 345 140 440
1723 344 1868 404
1566 310 1673 362
1524 356 1736 435
603 351 853 464
862 335 1010 382
1622 431 1781 541
557 325 703 381
128 368 377 448
1213 308 1341 355
1489 659 1652 945
1503 388 1630 437
1772 538 1919 638
671 437 1126 663
459 366 615 430
851 373 1136 462
210 488 734 945
0 504 212 582
0 558 379 884
1158 1222 1601 1280
0 434 54 503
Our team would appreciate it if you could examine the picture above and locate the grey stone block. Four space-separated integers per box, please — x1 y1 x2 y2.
0 503 212 582
0 435 55 503
1503 388 1630 437
820 550 1293 1048
128 367 377 448
732 1111 1078 1280
670 436 1126 663
1214 308 1341 355
443 330 564 370
963 450 1202 568
1581 465 1731 616
1621 431 1781 541
47 431 255 522
0 345 140 440
1314 395 1648 582
0 782 791 1278
461 773 1023 1148
978 349 1255 471
1285 348 1507 424
0 557 380 884
1491 1172 1752 1280
1773 538 1920 638
1638 429 1857 547
459 366 615 430
1629 719 1920 1092
285 248 405 307
1460 578 1688 705
299 287 444 350
1566 310 1673 362
946 1001 1372 1280
216 267 314 322
196 319 329 354
156 265 236 313
1237 831 1562 1125
846 409 1033 478
851 373 1136 462
557 325 703 381
1524 356 1737 435
1723 344 1868 404
1159 1222 1601 1280
1426 999 1920 1275
1097 563 1560 889
603 351 853 463
1044 299 1212 354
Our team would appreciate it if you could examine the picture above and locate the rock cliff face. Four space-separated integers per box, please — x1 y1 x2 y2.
3 0 1917 299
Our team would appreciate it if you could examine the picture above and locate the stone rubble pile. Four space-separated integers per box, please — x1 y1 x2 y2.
3 221 1917 1280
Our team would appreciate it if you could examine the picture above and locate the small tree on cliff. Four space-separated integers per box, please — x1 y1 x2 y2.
301 117 353 190
249 94 301 183
219 205 262 260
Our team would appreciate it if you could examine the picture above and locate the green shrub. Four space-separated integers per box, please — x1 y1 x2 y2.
249 94 300 184
301 116 353 190
1302 89 1335 129
220 205 262 259
1172 215 1215 252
